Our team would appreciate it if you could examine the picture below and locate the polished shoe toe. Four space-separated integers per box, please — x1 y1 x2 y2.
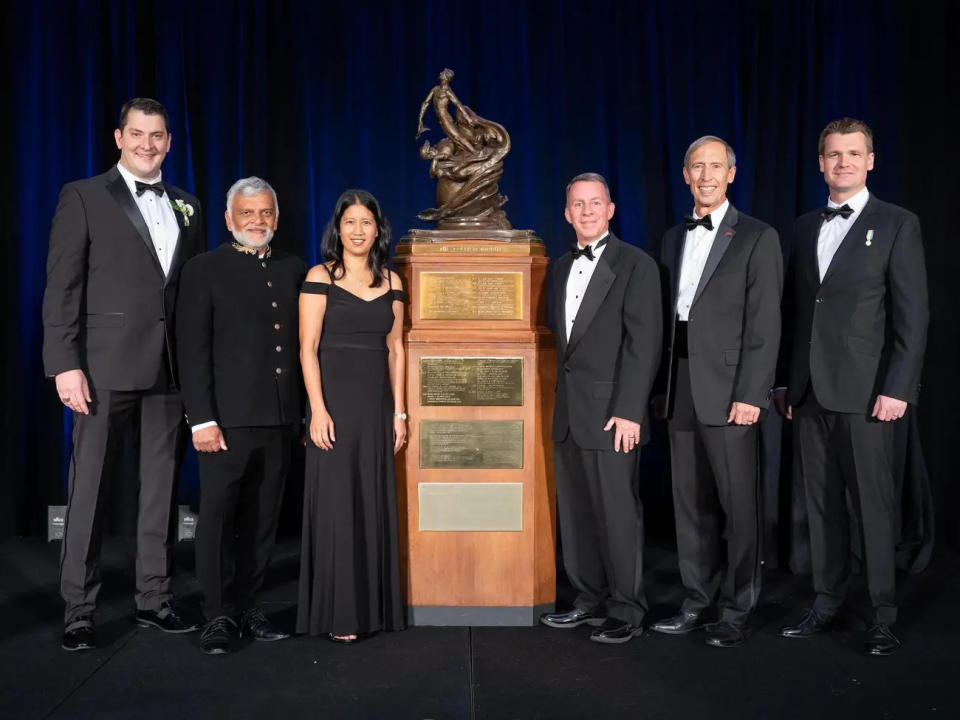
136 602 200 634
651 611 705 635
705 621 746 648
240 607 290 641
780 609 836 638
62 620 96 652
864 624 900 656
540 608 604 629
589 618 643 644
199 616 236 655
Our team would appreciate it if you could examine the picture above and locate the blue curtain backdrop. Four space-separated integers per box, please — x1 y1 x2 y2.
2 1 956 550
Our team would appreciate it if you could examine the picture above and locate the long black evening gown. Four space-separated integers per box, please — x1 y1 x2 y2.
297 274 406 636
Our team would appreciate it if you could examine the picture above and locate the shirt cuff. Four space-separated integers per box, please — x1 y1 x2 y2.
191 421 218 433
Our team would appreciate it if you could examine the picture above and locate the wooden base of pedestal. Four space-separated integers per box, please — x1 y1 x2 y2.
394 235 556 626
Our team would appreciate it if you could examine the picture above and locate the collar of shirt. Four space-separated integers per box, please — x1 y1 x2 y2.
688 199 729 234
573 231 610 262
827 185 869 219
116 162 164 198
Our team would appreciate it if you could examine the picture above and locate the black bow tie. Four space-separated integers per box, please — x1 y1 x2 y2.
571 237 608 261
135 180 165 197
684 215 713 231
820 204 854 221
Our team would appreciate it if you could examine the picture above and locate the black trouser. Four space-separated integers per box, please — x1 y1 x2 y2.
668 358 761 627
195 426 292 621
554 433 646 626
793 387 898 625
60 386 183 629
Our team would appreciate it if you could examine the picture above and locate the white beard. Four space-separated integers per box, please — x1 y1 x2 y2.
232 228 274 249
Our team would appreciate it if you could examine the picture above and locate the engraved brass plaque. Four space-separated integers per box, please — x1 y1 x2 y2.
418 482 523 531
420 357 523 407
419 272 523 320
420 420 523 469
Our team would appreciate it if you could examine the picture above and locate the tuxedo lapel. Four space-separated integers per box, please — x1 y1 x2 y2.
691 204 737 307
554 253 573 356
164 186 189 286
566 236 619 357
820 196 879 286
671 224 686 306
105 168 164 278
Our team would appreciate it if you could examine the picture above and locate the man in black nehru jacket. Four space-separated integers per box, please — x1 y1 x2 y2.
177 176 306 655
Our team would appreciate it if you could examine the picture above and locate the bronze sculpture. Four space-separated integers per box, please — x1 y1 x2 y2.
416 69 512 230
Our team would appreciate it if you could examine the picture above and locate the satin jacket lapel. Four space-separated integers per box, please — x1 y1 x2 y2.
566 236 619 357
691 204 737 307
820 196 879 286
671 224 687 307
164 186 189 285
554 253 573 356
105 169 164 277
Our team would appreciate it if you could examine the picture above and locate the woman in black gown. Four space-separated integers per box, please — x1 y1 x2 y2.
297 190 407 642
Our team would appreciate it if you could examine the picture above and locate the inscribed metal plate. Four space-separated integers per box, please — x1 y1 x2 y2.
420 357 523 406
419 272 523 320
420 420 523 469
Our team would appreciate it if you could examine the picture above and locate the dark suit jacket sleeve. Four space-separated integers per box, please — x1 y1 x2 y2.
734 226 783 407
42 185 88 376
881 211 928 402
774 221 798 389
175 257 217 426
611 253 663 423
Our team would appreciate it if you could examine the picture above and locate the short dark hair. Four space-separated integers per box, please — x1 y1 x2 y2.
118 98 170 133
818 117 873 155
321 189 392 288
565 172 612 204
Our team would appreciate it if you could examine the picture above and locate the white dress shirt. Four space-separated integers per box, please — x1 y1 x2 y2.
565 232 609 341
676 199 729 321
817 186 870 282
116 163 180 277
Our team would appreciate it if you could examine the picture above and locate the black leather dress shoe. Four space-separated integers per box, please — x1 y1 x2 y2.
780 609 837 638
650 611 705 635
136 602 200 633
539 608 604 629
589 618 643 644
705 621 746 648
240 607 290 641
199 616 236 655
62 619 96 652
864 624 900 656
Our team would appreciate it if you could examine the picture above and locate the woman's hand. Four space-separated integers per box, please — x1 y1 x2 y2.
393 415 407 455
310 408 336 450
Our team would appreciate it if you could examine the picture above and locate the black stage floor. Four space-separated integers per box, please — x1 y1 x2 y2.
1 537 956 719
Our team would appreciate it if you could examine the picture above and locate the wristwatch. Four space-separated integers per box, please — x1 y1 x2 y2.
394 412 407 420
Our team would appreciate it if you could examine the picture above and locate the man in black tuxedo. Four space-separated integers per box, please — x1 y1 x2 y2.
177 177 306 655
651 137 782 648
540 173 662 644
776 118 928 656
42 98 204 650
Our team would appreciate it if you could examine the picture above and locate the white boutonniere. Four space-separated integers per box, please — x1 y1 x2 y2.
171 198 195 227
865 229 874 246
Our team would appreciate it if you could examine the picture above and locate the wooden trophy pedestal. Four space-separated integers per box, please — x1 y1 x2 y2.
394 232 556 625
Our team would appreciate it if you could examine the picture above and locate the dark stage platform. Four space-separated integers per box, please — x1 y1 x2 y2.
1 538 956 719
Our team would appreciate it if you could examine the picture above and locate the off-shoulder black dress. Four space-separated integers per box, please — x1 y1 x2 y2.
297 270 406 636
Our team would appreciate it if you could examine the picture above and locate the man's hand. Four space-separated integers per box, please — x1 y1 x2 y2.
773 389 792 420
727 401 761 426
604 416 641 453
55 369 91 415
872 395 907 422
193 425 227 453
